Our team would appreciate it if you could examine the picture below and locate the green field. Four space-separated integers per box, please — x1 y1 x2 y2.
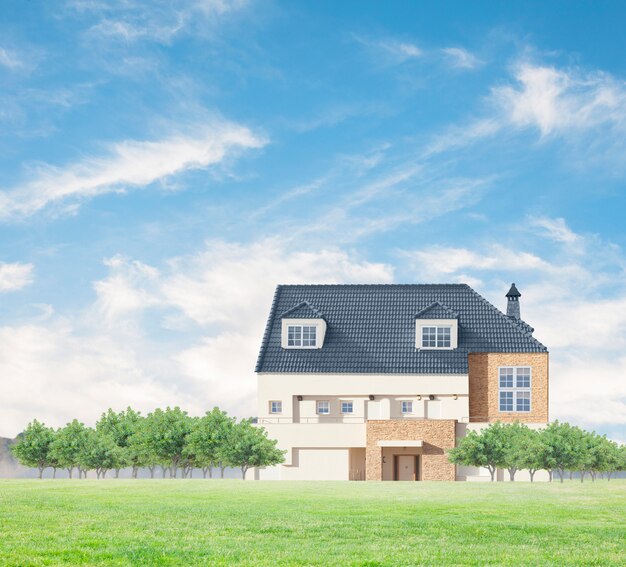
0 480 625 566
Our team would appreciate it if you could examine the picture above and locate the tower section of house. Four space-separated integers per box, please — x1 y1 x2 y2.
253 283 548 481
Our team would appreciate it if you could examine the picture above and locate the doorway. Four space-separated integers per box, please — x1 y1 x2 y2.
393 455 419 481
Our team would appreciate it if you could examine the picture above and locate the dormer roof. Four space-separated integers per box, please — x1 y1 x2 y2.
415 301 459 319
280 301 325 320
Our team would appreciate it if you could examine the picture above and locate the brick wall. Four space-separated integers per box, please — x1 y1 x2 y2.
366 420 456 481
468 352 549 423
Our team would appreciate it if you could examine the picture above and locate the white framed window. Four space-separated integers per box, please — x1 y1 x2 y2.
287 325 317 348
499 367 532 412
421 326 451 348
401 400 413 414
317 400 330 415
341 401 353 414
269 400 282 414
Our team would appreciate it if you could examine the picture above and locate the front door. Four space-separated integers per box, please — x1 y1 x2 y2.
395 455 418 481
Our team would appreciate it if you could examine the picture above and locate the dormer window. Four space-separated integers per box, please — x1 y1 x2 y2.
280 302 327 350
287 325 317 347
416 320 458 350
415 302 459 350
421 326 451 348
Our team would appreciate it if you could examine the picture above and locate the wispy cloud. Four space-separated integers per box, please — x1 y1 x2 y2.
0 120 267 220
0 47 23 70
0 262 34 292
352 34 422 64
441 47 482 69
74 0 248 44
493 63 626 137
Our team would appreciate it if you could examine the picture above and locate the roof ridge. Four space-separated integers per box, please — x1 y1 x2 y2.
274 283 471 288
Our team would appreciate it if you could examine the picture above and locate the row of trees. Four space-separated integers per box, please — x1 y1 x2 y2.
11 407 285 479
449 421 626 482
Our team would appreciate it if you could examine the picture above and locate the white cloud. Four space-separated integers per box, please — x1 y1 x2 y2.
0 240 393 437
353 35 422 64
530 216 581 245
0 262 34 292
399 245 550 282
493 63 626 137
0 121 266 220
79 0 248 44
0 47 23 69
441 47 481 69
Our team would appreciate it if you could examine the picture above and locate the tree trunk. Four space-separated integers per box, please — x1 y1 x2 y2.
149 466 155 479
488 466 496 482
547 469 552 482
161 466 167 479
202 467 208 479
507 468 517 481
569 470 573 481
590 471 596 482
67 467 73 479
607 472 613 481
557 469 564 483
96 470 101 480
241 466 247 480
53 468 57 479
208 467 213 479
38 467 44 479
103 470 108 479
580 471 585 483
529 469 536 482
114 469 120 479
132 466 138 479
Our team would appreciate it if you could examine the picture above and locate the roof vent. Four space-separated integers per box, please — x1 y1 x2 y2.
506 283 521 319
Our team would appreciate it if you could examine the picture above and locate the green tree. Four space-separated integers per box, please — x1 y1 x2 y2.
583 434 619 482
11 420 56 478
184 407 235 479
449 423 510 481
96 407 143 478
141 407 193 478
513 427 550 482
501 422 533 481
542 421 585 483
127 421 161 479
77 430 127 479
221 419 285 479
49 420 90 479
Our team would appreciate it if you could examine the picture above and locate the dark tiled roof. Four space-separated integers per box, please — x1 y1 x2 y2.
255 284 548 374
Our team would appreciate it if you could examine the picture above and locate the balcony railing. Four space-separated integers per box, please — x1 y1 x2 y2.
258 416 367 424
257 416 458 424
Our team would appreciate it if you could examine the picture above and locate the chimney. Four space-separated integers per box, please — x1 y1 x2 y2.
506 283 521 319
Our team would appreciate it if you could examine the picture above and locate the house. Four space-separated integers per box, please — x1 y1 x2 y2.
252 283 548 481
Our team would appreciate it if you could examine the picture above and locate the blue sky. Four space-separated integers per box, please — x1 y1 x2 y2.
1 1 626 441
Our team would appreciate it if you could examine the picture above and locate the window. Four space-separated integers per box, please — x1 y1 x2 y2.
269 400 282 414
499 367 532 412
341 401 353 414
317 400 330 415
287 325 317 347
421 326 451 348
401 400 413 414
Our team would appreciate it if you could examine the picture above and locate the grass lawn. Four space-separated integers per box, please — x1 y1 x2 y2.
0 480 625 566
